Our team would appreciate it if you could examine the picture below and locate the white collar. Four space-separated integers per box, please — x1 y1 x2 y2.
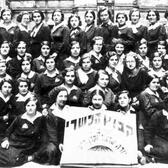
20 71 35 79
36 55 45 62
0 91 12 102
148 22 161 30
51 21 65 34
18 23 29 33
21 111 42 124
44 68 59 77
30 22 43 37
145 87 160 97
0 22 16 30
15 92 33 102
66 56 80 64
89 50 102 60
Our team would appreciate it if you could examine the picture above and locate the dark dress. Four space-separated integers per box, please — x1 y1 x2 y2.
0 112 46 167
51 23 70 70
30 23 51 58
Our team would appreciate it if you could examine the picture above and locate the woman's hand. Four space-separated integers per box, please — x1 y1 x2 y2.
144 144 153 153
3 114 9 121
1 140 9 149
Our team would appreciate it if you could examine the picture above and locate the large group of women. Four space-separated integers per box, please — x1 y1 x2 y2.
1 5 168 166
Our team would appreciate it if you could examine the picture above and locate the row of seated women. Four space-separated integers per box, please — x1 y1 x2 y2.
1 5 168 167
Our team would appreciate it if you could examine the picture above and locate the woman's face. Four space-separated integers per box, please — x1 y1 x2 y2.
65 71 75 85
70 16 80 29
117 14 126 26
131 11 140 24
148 11 157 24
53 11 62 25
26 100 37 116
93 39 103 53
85 12 94 25
18 81 29 96
115 43 124 56
100 10 109 24
82 57 92 72
45 58 55 72
125 55 136 70
41 44 50 57
157 45 166 56
1 82 12 97
56 90 68 108
0 43 10 56
17 43 26 57
21 14 30 26
139 44 148 57
0 62 6 76
33 12 42 25
21 60 31 74
152 56 162 70
109 55 119 69
118 93 130 108
92 94 103 109
2 10 11 23
149 78 160 91
97 73 109 88
71 43 80 57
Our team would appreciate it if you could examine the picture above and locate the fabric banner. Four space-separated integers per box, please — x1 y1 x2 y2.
60 107 138 166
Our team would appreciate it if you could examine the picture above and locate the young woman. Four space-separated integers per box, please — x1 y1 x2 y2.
63 40 81 70
105 51 121 94
7 41 31 79
148 52 165 79
88 36 107 70
17 58 38 92
0 96 46 167
44 87 69 165
0 78 16 141
50 9 70 70
128 8 147 51
76 53 97 92
96 7 118 53
0 8 16 44
32 41 51 73
34 57 63 106
84 10 97 52
13 11 31 52
49 67 82 106
146 10 166 58
89 89 107 110
30 10 51 59
68 14 87 54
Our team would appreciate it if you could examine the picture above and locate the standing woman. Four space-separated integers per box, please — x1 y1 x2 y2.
96 7 118 53
68 14 87 54
50 9 70 70
0 96 46 167
84 10 97 52
30 10 51 59
13 11 31 53
146 10 166 58
0 8 16 44
128 8 147 51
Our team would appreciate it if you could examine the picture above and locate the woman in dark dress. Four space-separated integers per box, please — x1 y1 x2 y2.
13 11 31 53
84 10 97 52
68 14 87 54
50 9 70 70
0 96 46 167
30 10 51 59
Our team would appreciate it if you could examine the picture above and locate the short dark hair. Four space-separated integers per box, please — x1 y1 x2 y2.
97 7 112 24
52 9 64 21
17 11 30 23
146 9 160 21
90 89 105 101
116 12 128 22
32 10 45 21
68 14 82 29
1 8 12 20
85 10 96 22
129 8 141 20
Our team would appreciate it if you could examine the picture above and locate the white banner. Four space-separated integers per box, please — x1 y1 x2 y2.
60 107 138 166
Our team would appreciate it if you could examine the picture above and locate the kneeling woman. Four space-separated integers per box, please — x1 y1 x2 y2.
0 96 46 167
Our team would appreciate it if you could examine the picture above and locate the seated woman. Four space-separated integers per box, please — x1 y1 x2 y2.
105 51 122 94
76 53 97 92
0 78 16 141
49 67 82 106
43 87 69 165
0 96 46 167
